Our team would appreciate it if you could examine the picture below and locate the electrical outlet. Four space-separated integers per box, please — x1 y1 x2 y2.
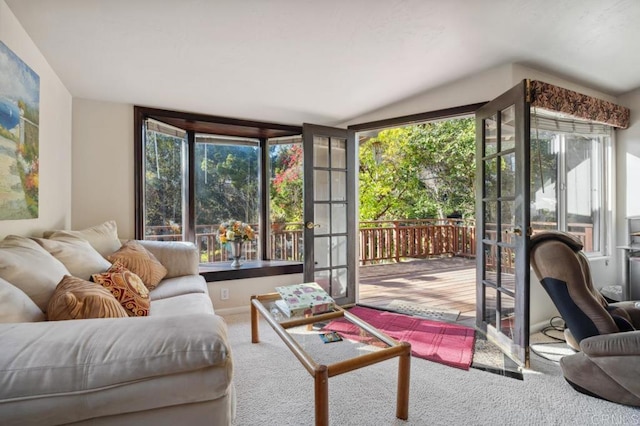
220 288 230 300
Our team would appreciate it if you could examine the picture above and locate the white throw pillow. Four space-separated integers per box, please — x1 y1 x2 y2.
0 235 70 312
44 220 122 257
32 234 112 280
0 277 45 323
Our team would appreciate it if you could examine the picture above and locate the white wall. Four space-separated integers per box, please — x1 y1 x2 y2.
71 98 135 237
616 88 640 291
0 0 72 239
209 273 304 315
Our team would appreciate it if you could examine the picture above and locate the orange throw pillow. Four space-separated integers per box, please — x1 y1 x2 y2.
92 261 150 317
47 275 129 320
107 240 167 290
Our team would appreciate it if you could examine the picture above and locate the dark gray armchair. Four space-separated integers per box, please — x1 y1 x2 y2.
530 231 640 406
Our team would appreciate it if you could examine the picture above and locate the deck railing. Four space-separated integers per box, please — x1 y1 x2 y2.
145 220 592 265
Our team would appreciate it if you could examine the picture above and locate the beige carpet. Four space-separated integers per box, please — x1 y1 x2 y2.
225 312 638 425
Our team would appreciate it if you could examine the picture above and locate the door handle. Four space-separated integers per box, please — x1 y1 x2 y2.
505 227 523 236
305 221 321 229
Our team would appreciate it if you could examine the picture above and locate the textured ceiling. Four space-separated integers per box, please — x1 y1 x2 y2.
6 0 640 125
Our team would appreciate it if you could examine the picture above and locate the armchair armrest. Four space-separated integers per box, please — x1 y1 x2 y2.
136 240 200 277
580 330 640 357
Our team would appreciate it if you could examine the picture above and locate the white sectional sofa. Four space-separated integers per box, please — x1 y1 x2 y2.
0 222 235 425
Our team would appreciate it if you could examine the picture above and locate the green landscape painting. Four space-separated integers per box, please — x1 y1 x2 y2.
0 41 39 219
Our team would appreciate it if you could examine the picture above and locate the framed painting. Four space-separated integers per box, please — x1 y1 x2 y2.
0 40 40 220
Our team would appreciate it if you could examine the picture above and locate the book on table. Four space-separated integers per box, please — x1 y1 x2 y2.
274 282 335 317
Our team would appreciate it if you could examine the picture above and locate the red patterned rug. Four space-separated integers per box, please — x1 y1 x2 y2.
323 306 476 370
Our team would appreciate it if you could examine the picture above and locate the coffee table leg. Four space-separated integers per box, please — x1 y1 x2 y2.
396 342 411 420
314 366 329 426
250 298 259 343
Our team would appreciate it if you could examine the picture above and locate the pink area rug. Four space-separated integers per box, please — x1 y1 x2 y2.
323 306 475 370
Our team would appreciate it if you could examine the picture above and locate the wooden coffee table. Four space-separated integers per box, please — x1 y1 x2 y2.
251 292 411 426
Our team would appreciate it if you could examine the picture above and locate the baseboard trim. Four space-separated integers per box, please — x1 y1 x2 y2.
216 306 251 316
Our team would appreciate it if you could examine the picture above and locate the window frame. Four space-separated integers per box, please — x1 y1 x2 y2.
134 106 302 275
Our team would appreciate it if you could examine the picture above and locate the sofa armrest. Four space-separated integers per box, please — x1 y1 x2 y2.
136 240 200 278
580 330 640 357
0 314 232 404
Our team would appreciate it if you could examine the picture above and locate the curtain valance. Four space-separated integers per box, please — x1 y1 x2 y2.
528 80 630 129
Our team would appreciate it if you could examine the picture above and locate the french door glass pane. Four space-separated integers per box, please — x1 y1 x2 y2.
314 270 331 294
331 203 347 234
485 158 498 199
500 294 516 339
314 136 329 167
484 243 498 284
144 126 186 241
332 267 348 298
314 170 330 201
314 236 330 269
331 171 346 201
485 115 498 155
501 105 516 151
331 236 347 266
500 154 516 197
484 201 497 240
330 138 346 169
484 286 497 328
314 204 330 234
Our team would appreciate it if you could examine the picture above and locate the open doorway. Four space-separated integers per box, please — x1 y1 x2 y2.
354 114 477 326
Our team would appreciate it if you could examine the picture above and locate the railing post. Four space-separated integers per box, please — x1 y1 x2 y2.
394 220 400 263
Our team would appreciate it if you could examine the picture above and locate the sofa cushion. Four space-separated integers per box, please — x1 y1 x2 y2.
108 240 168 290
47 275 129 321
0 314 232 425
0 277 45 323
92 262 150 317
150 275 208 301
32 234 112 280
44 220 122 257
0 235 70 312
150 293 215 317
137 240 200 278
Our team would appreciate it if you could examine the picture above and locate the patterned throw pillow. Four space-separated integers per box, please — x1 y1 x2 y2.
47 275 129 321
91 261 150 316
107 240 168 290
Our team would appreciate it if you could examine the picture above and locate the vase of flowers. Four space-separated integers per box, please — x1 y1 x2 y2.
217 220 255 268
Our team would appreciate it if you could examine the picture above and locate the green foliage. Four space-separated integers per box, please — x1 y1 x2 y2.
144 132 184 231
144 131 261 234
270 144 303 223
359 118 476 221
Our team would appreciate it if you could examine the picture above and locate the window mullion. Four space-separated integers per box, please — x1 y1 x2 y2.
558 134 567 232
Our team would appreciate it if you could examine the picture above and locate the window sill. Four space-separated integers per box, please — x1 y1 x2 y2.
199 260 303 282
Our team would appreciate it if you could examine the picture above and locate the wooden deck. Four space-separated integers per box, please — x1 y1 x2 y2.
358 257 477 325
